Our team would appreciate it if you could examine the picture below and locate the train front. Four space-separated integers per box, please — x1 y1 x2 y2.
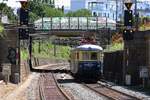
76 44 103 80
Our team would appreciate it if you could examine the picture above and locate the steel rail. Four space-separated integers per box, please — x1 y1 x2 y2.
39 74 46 100
52 73 72 100
83 83 141 100
97 82 141 100
83 83 116 100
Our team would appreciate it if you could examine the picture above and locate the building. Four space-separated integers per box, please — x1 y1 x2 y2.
136 0 150 17
54 0 71 13
70 0 123 21
86 0 123 21
70 0 150 21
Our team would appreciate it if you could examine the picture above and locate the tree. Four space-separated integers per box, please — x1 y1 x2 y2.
0 3 7 22
65 11 74 17
74 9 92 17
0 3 16 23
28 1 64 21
43 6 64 17
66 9 92 17
29 12 39 23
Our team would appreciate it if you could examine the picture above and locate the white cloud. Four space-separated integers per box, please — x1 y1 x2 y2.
6 0 21 8
55 0 70 9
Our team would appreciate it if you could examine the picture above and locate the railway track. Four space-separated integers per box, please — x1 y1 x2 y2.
83 83 141 100
38 73 72 100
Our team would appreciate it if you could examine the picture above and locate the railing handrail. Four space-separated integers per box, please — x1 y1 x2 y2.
34 17 117 31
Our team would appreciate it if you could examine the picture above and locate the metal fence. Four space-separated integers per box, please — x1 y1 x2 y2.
34 17 116 31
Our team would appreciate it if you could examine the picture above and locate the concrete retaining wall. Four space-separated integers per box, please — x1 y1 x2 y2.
0 24 20 84
124 30 150 85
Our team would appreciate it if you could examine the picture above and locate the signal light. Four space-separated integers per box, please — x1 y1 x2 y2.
123 29 134 40
19 28 29 39
124 10 133 26
20 8 29 25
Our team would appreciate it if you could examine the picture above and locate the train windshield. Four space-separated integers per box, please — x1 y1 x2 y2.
91 52 97 60
82 52 98 60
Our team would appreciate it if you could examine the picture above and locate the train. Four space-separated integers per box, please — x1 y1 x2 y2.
70 44 103 81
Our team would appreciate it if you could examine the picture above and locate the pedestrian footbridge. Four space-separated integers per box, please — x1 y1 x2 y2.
33 17 117 36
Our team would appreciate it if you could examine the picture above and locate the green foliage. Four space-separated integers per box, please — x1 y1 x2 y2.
29 1 64 21
0 3 7 11
0 24 3 32
0 3 17 23
104 43 124 52
29 12 39 22
21 49 29 60
43 7 64 17
31 40 71 60
29 1 45 17
3 6 16 22
0 24 4 37
66 9 92 17
65 11 75 17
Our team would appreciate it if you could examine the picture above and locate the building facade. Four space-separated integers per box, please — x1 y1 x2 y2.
54 0 70 13
69 0 150 21
86 0 123 21
137 0 150 17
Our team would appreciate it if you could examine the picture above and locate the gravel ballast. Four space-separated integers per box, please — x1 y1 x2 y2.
56 73 108 100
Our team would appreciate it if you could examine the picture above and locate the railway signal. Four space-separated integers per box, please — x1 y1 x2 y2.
124 10 133 26
19 28 29 39
123 29 134 40
123 1 134 40
20 1 29 25
19 1 29 39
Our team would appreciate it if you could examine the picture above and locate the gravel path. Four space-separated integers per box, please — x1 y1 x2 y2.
25 73 40 100
3 72 40 100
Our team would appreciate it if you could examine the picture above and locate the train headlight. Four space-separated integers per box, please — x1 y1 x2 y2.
97 65 100 68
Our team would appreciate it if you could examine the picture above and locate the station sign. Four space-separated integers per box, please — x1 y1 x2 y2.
125 3 132 10
2 64 11 75
20 1 28 10
140 67 149 78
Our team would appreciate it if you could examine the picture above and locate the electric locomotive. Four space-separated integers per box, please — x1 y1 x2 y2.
70 44 103 81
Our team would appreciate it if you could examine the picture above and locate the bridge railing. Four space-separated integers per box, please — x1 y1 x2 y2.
34 17 116 31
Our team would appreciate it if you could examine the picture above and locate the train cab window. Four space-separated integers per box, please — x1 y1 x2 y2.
82 52 90 60
91 52 97 60
76 52 79 59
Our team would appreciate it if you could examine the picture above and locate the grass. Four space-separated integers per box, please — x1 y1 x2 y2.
21 41 71 60
139 23 150 31
104 43 124 52
0 24 4 37
21 49 29 60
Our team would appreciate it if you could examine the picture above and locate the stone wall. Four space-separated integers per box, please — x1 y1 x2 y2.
0 24 20 84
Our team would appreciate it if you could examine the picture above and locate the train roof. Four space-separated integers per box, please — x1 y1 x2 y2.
73 44 103 51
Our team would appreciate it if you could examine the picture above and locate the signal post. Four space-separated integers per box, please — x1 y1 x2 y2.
122 1 134 85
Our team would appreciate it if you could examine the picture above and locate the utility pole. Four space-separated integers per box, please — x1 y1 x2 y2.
134 0 138 31
116 0 118 23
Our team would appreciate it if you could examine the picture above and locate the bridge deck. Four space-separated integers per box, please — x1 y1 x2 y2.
34 17 116 31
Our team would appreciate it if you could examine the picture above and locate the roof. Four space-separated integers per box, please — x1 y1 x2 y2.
74 44 103 51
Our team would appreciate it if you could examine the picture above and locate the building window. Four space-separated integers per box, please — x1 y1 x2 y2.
104 13 106 17
113 13 115 20
93 12 97 16
98 13 102 17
